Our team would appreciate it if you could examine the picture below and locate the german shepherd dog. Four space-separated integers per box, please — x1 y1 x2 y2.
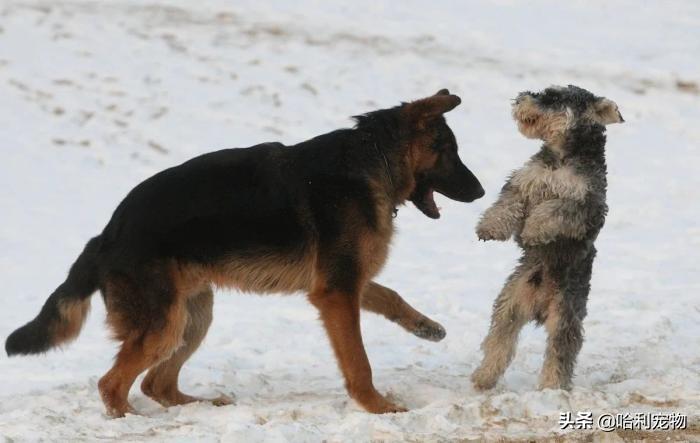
6 90 484 417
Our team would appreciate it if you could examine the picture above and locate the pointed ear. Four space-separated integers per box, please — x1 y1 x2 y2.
403 93 461 125
593 98 624 124
436 88 450 96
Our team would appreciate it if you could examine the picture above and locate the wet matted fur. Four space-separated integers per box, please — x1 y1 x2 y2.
5 89 484 417
472 85 623 391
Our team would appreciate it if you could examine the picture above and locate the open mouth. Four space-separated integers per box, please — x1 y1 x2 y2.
410 186 441 219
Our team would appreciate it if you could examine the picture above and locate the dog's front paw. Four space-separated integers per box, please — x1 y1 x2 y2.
476 221 510 242
411 318 446 342
354 389 408 414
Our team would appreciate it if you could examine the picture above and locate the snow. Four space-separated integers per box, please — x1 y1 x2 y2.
1 0 699 441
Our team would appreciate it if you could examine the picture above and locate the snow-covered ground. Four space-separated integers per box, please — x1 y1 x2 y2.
1 1 699 441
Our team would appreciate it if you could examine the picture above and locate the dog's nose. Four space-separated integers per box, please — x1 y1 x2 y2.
467 185 485 202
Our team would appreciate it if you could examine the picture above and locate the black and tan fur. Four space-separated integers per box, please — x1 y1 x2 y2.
472 85 623 391
6 90 484 417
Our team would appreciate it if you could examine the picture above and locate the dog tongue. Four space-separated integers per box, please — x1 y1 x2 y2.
422 189 441 219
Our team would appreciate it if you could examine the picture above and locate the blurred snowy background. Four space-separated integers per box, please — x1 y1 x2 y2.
0 1 698 440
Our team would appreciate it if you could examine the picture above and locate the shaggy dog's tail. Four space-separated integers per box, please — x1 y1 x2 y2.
5 236 101 356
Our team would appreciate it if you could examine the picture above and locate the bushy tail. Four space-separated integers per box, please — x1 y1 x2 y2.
5 236 102 356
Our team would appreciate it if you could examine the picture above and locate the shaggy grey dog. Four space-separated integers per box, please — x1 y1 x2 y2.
471 85 623 391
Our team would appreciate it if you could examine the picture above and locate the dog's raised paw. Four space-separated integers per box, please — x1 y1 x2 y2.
412 319 446 342
476 223 509 242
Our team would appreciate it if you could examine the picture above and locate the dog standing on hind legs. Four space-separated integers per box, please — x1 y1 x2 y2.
471 85 623 391
5 89 484 417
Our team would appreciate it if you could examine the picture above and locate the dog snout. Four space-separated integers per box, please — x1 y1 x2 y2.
468 185 485 202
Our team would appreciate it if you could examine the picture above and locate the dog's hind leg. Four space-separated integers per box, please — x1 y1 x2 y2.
471 262 537 390
539 295 582 390
141 287 233 407
360 281 446 342
98 270 188 418
539 251 594 390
